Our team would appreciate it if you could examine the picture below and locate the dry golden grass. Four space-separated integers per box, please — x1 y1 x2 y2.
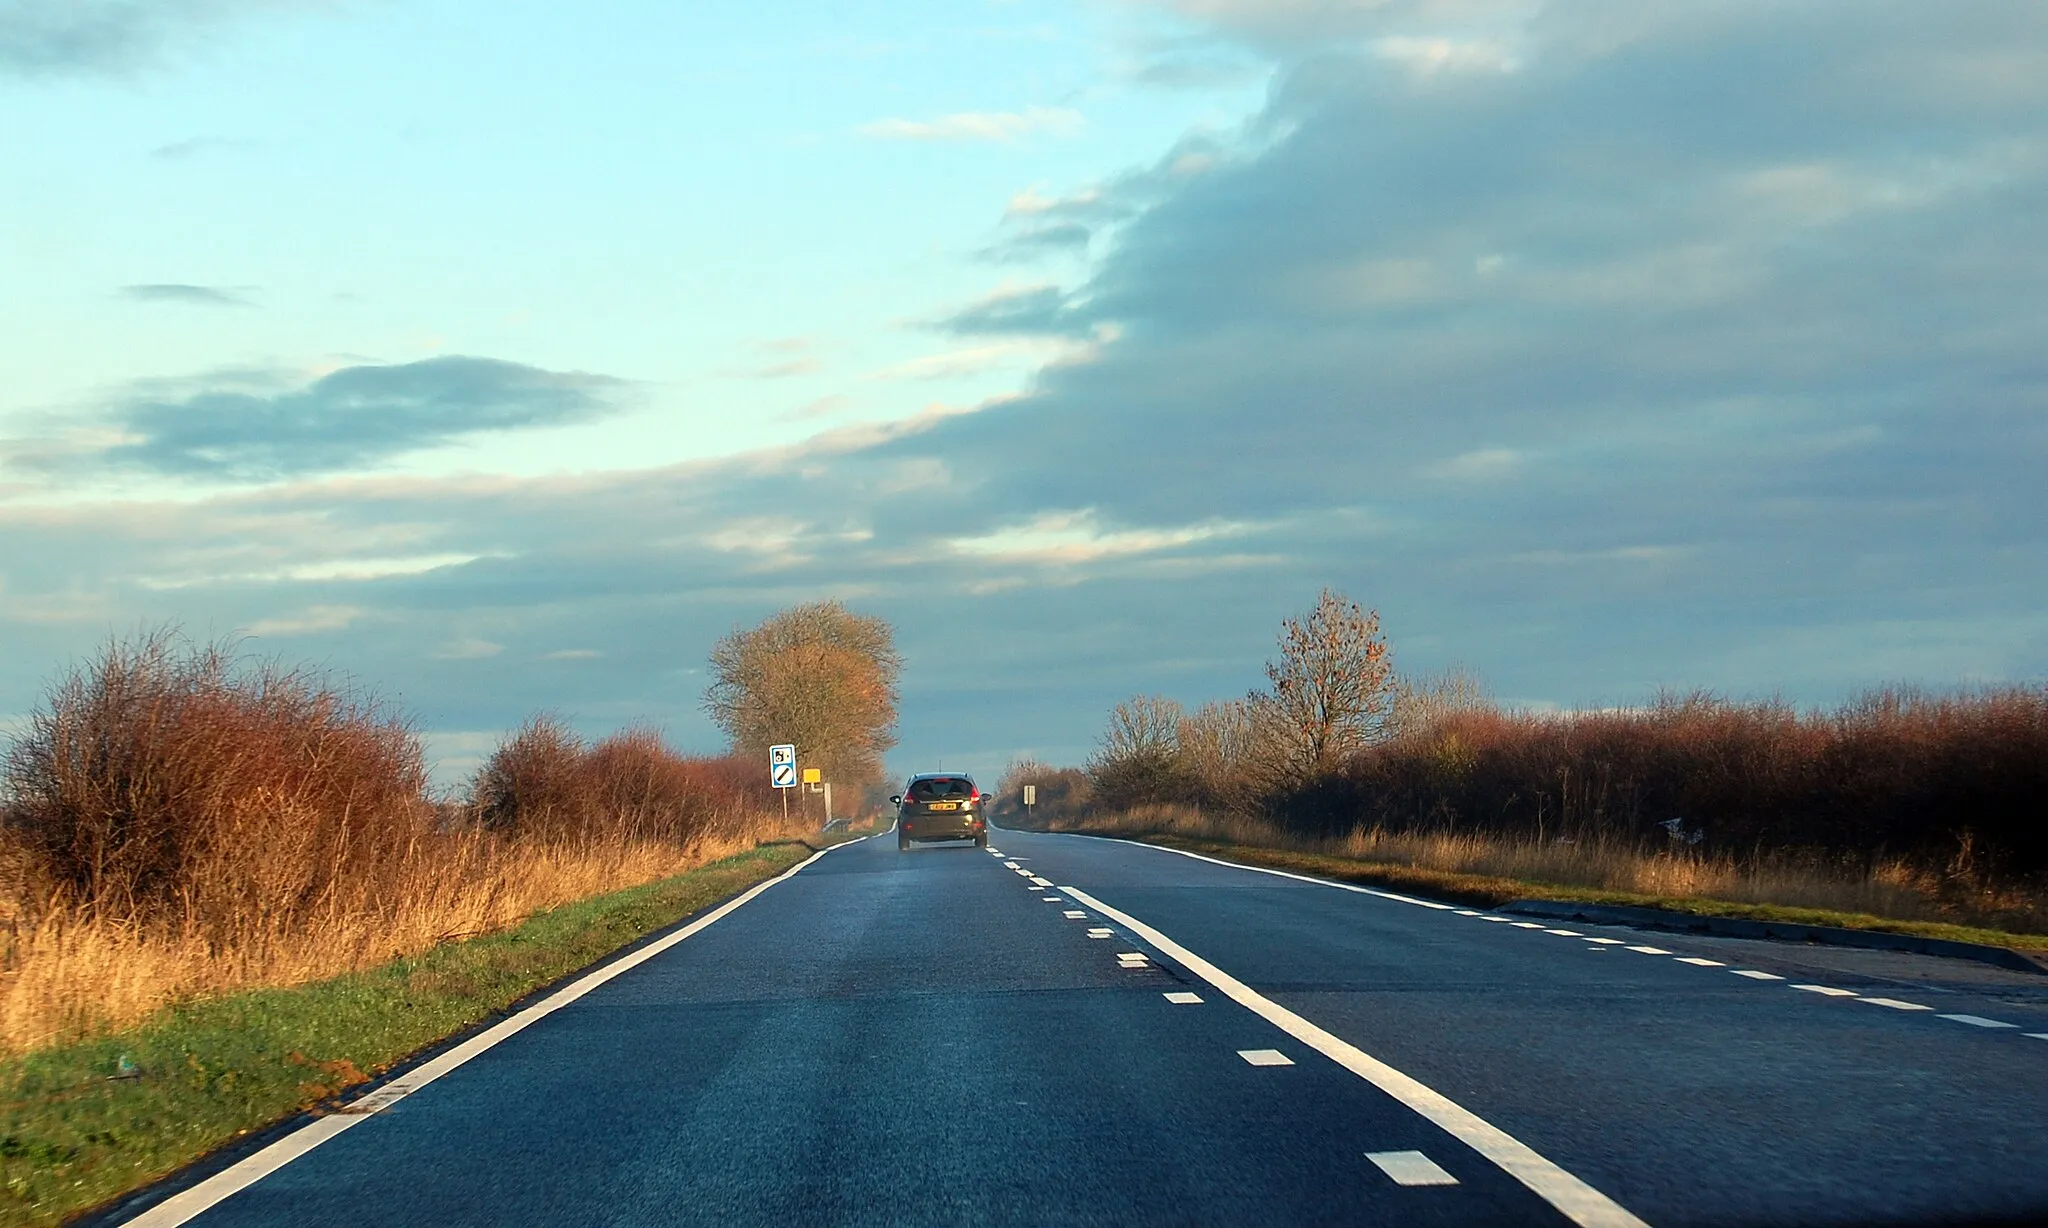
1040 803 2048 938
0 632 821 1054
0 811 807 1054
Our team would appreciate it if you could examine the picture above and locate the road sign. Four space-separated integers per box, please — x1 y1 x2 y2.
770 744 797 789
1024 784 1037 806
770 744 796 766
802 767 821 784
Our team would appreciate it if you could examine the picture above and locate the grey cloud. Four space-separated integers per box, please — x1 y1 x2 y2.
120 283 254 307
6 2 2047 784
92 356 631 480
980 222 1093 262
929 286 1092 338
0 0 307 76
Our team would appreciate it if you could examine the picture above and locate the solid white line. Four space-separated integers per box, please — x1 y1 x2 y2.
1082 836 1457 908
1791 984 1858 997
1674 957 1725 967
121 842 842 1228
1730 970 1785 981
1062 886 1649 1228
1860 998 1931 1011
1938 1014 2017 1028
1239 1048 1295 1066
1367 1150 1461 1187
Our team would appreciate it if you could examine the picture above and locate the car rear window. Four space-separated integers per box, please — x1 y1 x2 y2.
908 777 972 800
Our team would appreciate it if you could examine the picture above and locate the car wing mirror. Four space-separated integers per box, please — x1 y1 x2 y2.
889 795 903 805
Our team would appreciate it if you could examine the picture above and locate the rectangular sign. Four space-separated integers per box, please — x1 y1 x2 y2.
770 744 796 766
1023 784 1036 806
802 767 821 784
770 744 797 789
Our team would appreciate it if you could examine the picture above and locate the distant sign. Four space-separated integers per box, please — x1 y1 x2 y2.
770 744 797 789
1023 784 1037 806
802 767 821 784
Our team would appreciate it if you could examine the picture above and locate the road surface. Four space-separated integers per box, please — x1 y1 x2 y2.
113 826 2048 1227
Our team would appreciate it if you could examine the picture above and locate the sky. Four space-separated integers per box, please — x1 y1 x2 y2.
4 0 2046 790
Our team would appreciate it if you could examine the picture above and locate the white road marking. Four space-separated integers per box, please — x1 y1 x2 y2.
1239 1049 1295 1066
1860 997 1931 1010
1675 957 1726 967
1730 970 1785 980
1116 952 1147 961
1582 938 1626 945
1367 1150 1461 1187
1792 984 1858 997
1481 916 1513 922
1511 922 1548 929
1939 1014 2018 1028
1003 862 1020 868
1043 896 1063 902
1543 929 1583 937
1064 910 1087 918
121 840 850 1228
1087 928 1113 938
2025 1033 2048 1041
1164 991 1204 1004
1030 876 1055 887
1455 910 1482 916
1062 886 1650 1228
1625 946 1671 955
1089 838 1458 908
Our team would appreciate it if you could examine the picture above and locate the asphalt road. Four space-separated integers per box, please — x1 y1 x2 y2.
120 826 2048 1227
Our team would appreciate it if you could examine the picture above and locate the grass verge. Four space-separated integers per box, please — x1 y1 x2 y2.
0 839 834 1228
1072 829 2048 955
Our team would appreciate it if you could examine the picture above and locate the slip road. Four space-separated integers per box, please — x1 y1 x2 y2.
111 827 2048 1227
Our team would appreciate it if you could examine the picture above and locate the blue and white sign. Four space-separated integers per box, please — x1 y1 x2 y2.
769 744 797 789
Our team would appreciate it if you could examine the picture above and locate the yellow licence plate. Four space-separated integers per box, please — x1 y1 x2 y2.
926 801 958 811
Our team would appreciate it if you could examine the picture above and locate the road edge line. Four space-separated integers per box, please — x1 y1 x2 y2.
1062 885 1650 1228
1056 830 1458 909
119 842 843 1227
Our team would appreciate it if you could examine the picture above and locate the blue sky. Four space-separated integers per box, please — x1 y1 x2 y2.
5 0 2046 789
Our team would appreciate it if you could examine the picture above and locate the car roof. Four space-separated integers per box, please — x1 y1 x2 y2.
907 772 975 782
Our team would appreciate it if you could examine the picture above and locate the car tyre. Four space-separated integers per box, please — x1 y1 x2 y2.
898 832 910 851
974 830 988 849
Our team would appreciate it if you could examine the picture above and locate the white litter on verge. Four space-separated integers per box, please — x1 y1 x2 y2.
1367 1150 1461 1187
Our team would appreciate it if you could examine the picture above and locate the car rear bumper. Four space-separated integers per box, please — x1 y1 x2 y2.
900 813 984 840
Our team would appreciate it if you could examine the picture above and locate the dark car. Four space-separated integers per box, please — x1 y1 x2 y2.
892 773 989 850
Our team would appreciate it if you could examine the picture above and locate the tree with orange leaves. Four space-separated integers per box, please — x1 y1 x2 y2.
1250 588 1393 775
703 601 901 790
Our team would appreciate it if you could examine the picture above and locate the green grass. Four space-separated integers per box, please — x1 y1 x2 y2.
1108 832 2048 955
0 840 827 1228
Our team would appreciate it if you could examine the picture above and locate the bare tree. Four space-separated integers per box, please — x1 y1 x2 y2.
1249 588 1393 774
1176 698 1263 810
703 601 901 788
1087 694 1188 804
1388 664 1494 740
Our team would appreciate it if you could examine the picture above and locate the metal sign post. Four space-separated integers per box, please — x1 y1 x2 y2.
770 744 797 824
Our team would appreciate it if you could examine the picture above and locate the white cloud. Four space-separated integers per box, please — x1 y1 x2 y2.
246 604 364 635
1426 448 1523 481
857 107 1085 144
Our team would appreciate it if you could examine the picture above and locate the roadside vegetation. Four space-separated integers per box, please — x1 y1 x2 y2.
1002 590 2048 944
0 608 901 1226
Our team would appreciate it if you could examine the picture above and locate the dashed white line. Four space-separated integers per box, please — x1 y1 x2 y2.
2025 1033 2048 1041
1239 1049 1295 1066
1510 922 1548 930
1625 946 1671 955
1543 929 1583 937
1675 957 1726 967
1164 991 1203 1004
1939 1014 2018 1028
1063 885 1649 1228
1366 1150 1461 1187
1480 916 1513 923
1730 970 1785 981
1030 876 1055 887
1792 984 1858 997
1063 910 1087 918
1003 862 1020 869
1087 928 1113 938
1582 938 1627 945
1861 997 1931 1011
1454 910 1483 917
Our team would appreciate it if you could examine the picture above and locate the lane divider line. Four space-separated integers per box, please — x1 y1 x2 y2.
1674 957 1726 967
1791 984 1858 997
1164 992 1203 1004
121 841 847 1228
1730 970 1785 981
1367 1150 1461 1187
1062 885 1650 1228
1861 998 1931 1011
1239 1049 1295 1066
1939 1014 2018 1029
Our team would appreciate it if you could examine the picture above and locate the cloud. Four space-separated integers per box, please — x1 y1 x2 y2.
0 0 319 77
55 356 631 481
857 106 1085 144
120 283 255 307
928 285 1091 337
861 343 1043 382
